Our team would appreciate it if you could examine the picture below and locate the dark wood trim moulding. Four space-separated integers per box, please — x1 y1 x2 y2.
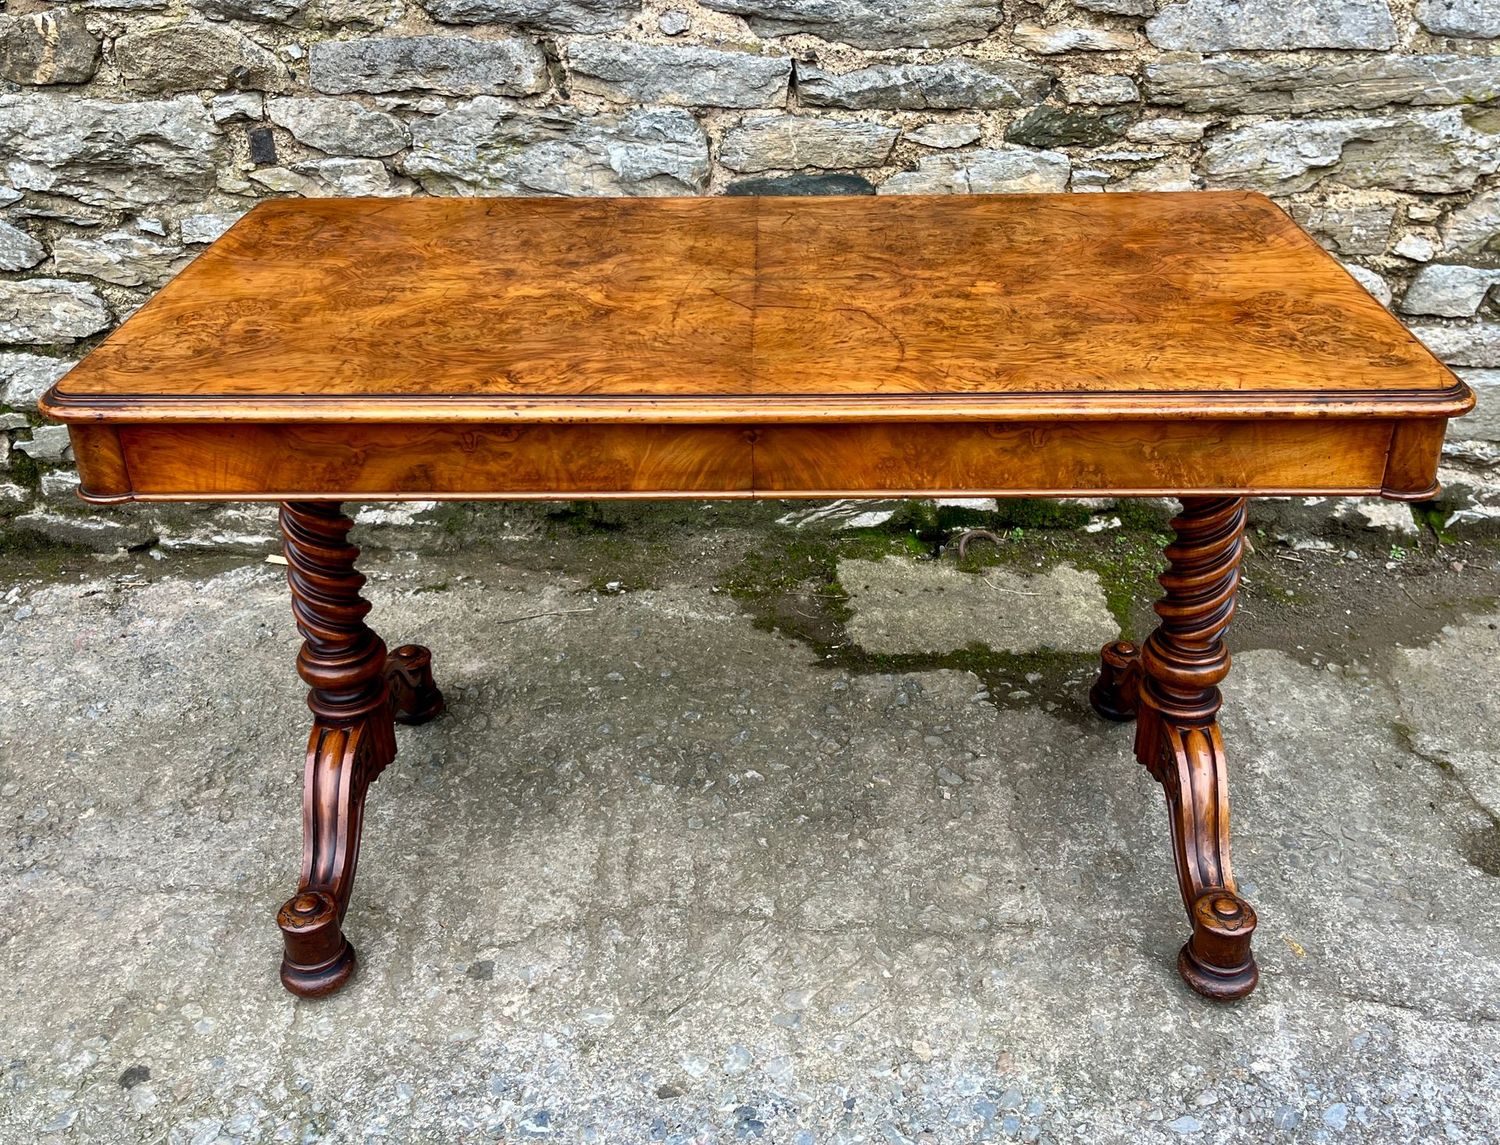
39 381 1476 425
76 484 1399 506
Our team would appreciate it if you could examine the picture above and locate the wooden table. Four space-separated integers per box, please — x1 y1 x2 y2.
41 192 1472 1003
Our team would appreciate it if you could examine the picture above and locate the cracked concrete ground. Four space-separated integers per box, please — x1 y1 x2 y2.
2 501 1499 1143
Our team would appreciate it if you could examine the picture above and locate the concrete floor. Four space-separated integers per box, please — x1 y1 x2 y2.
2 502 1498 1143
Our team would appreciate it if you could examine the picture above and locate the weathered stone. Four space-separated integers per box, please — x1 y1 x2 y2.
724 173 875 195
1146 0 1397 50
1006 105 1135 148
12 510 158 552
796 59 1051 111
699 0 1004 49
247 125 277 166
0 221 44 271
879 147 1071 194
1442 191 1500 260
1146 55 1500 114
1394 233 1438 261
1064 75 1140 105
1110 159 1197 191
193 0 310 20
1012 23 1138 53
0 96 218 210
14 425 72 462
1453 369 1500 441
115 21 290 93
567 42 789 108
658 9 689 34
257 157 417 196
405 102 709 196
1075 0 1155 13
303 0 397 26
1290 201 1396 256
1342 110 1500 194
310 35 548 96
1125 117 1207 144
245 167 312 194
1400 265 1500 318
0 353 72 409
0 8 100 85
1417 0 1500 38
0 279 111 345
719 116 898 173
1201 110 1500 195
211 93 264 124
906 122 982 149
1414 321 1500 368
420 0 637 33
50 231 189 288
268 98 409 157
1341 261 1392 307
40 469 82 502
181 213 245 244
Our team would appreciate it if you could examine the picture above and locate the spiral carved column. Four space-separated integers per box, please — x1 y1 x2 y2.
276 501 444 998
1089 497 1258 1001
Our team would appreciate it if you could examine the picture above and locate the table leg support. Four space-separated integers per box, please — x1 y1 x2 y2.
276 501 443 998
1090 497 1259 1001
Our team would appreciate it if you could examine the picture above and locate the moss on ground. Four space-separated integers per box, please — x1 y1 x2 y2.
714 501 1167 714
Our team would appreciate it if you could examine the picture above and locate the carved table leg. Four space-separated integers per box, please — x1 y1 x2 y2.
276 501 444 998
1088 497 1259 1001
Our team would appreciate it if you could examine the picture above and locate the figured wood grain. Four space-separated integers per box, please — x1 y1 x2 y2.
42 193 1470 426
76 417 1428 501
750 421 1396 498
113 423 755 497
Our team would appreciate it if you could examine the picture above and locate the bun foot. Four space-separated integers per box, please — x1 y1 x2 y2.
1089 640 1140 722
387 644 446 726
1177 890 1259 1002
278 890 357 998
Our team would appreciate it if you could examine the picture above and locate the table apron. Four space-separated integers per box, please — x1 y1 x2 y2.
68 418 1433 502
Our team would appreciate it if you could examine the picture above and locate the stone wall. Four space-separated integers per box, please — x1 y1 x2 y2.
1 0 1497 549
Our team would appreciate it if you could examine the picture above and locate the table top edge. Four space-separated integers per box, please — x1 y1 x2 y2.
39 380 1476 425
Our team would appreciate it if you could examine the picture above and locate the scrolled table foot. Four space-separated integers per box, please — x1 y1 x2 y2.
1178 890 1259 1001
1134 497 1261 1001
1089 639 1141 722
275 501 442 999
278 890 358 997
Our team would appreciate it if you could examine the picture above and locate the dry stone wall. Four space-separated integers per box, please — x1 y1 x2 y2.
0 0 1497 548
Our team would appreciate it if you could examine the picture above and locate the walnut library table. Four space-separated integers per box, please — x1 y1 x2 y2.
42 193 1472 1002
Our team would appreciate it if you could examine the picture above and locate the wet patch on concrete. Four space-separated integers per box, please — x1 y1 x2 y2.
838 557 1118 656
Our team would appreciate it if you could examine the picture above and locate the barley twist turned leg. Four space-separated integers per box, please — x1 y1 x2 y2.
276 501 444 998
1089 496 1259 1001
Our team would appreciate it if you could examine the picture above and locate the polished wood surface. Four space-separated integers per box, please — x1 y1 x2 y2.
40 193 1473 504
92 418 1400 500
1092 497 1257 1000
276 501 444 997
44 193 1467 424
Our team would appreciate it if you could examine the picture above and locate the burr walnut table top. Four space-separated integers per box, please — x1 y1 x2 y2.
42 192 1472 503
